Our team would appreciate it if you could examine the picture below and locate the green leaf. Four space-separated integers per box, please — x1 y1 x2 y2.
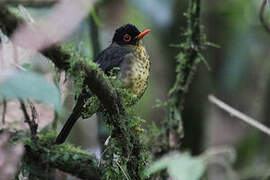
0 72 61 112
145 152 205 180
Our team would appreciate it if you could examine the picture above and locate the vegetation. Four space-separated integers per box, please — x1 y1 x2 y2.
0 0 270 179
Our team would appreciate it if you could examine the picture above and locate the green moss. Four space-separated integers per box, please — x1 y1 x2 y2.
21 131 100 179
24 131 95 157
61 44 99 98
82 96 101 118
99 106 150 179
154 0 206 157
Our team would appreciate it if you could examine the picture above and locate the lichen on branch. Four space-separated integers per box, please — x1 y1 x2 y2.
157 0 204 154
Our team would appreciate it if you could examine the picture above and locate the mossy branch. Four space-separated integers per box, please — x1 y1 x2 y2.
157 0 203 154
21 132 100 180
170 0 202 112
0 129 100 179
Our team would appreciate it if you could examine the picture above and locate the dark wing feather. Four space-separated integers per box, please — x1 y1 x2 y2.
94 44 132 74
56 44 131 144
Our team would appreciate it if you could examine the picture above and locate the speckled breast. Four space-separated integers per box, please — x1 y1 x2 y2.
120 44 150 98
130 45 150 98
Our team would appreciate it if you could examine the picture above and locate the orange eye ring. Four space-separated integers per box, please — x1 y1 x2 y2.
123 34 131 42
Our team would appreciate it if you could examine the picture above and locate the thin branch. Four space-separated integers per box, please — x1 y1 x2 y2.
158 0 203 154
260 0 270 34
19 100 39 144
208 95 270 136
19 100 31 123
28 100 38 123
2 99 7 124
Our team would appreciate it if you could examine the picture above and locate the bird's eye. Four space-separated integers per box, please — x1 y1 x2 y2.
123 34 131 42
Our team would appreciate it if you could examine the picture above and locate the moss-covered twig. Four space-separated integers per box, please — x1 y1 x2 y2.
158 0 203 154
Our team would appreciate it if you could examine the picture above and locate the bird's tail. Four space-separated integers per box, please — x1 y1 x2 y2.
55 91 97 144
55 104 83 144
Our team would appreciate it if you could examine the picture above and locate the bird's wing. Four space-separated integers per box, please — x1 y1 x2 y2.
94 45 132 74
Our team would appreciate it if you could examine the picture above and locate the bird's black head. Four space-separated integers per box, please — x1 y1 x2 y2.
112 24 150 45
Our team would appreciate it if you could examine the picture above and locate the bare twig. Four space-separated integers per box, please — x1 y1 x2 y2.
12 63 27 71
2 99 7 124
19 99 39 144
208 94 270 136
19 100 30 122
260 0 270 34
28 100 38 123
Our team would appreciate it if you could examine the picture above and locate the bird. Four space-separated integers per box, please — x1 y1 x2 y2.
55 24 151 144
